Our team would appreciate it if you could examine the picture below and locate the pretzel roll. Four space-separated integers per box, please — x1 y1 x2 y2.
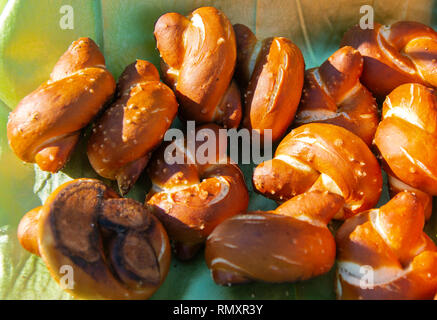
233 23 305 142
7 38 116 173
205 190 343 285
253 123 382 219
336 192 437 300
154 7 242 128
87 60 178 195
146 124 249 260
17 179 171 300
341 21 437 99
295 46 379 145
374 83 437 218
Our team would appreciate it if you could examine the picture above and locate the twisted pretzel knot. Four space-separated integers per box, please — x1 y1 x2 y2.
342 21 437 98
154 7 242 128
374 83 437 219
7 38 116 172
87 60 178 195
253 123 382 219
295 46 379 146
18 179 170 300
146 124 249 260
336 191 437 300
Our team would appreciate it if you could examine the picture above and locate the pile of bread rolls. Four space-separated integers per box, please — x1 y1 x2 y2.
6 6 437 300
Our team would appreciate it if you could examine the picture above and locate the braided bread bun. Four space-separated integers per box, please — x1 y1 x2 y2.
374 83 437 219
87 60 178 195
146 124 249 260
295 46 379 145
253 123 382 219
341 21 437 99
336 191 437 300
205 190 344 285
234 23 305 142
154 7 242 128
17 179 171 300
7 38 116 173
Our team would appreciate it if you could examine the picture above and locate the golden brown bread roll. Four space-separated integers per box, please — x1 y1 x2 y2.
146 124 249 260
336 191 437 300
7 38 116 173
154 7 242 128
253 123 382 219
234 23 305 142
295 46 379 146
205 190 344 285
374 83 437 219
87 60 178 195
341 21 437 99
17 179 171 300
